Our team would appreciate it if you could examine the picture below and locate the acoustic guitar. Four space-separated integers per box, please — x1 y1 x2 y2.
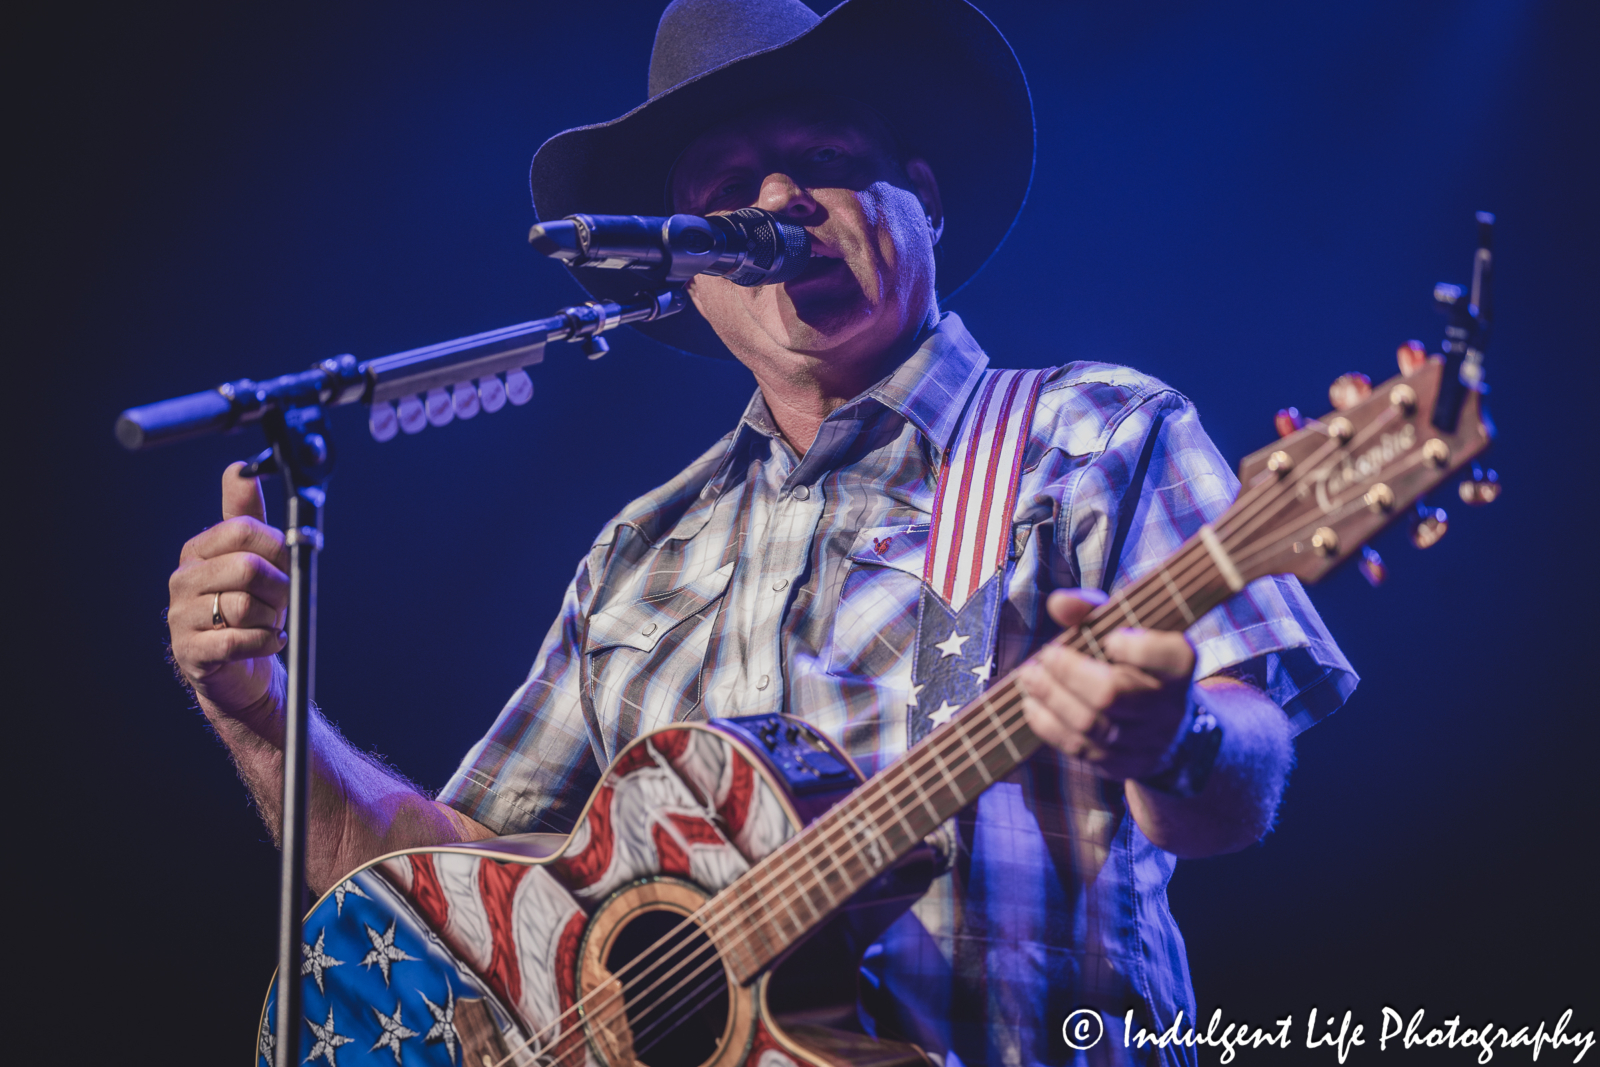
259 354 1492 1067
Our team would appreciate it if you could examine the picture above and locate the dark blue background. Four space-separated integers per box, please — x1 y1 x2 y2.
15 0 1597 1061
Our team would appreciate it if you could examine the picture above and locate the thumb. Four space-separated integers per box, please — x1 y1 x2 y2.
221 461 268 523
1047 587 1108 630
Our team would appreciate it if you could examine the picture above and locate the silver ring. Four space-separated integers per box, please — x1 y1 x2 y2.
212 591 227 629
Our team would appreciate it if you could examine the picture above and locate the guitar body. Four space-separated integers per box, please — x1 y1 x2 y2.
260 714 939 1067
261 307 1500 1066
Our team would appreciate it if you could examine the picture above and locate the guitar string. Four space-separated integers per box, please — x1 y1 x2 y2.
673 419 1331 943
489 403 1411 1065
489 472 1276 1067
676 411 1355 948
627 969 736 1062
493 465 1296 1067
616 402 1432 1052
493 532 1232 1067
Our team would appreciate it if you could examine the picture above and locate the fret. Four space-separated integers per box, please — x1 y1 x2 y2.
804 834 843 908
1116 592 1142 629
889 799 918 845
849 814 889 874
722 920 765 978
956 725 994 785
725 941 755 983
930 741 968 807
811 866 838 907
1198 524 1245 592
1078 625 1107 662
907 774 943 823
985 696 1023 762
1157 565 1198 625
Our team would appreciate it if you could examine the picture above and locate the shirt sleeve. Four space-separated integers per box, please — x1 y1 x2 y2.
436 552 603 834
1058 384 1358 735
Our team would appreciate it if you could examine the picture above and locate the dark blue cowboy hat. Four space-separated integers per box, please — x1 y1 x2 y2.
529 0 1034 360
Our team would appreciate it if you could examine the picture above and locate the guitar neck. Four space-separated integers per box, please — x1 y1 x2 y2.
703 525 1242 983
684 356 1490 983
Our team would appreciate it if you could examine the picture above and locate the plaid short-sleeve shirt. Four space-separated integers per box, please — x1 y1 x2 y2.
441 313 1356 1066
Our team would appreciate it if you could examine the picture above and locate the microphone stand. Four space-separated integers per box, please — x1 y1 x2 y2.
117 287 683 1067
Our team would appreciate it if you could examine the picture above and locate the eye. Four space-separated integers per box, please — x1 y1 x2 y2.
704 175 752 207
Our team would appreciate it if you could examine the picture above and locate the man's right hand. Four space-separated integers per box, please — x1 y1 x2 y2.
167 462 290 724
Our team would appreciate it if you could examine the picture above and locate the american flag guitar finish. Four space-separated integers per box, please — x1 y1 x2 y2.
260 347 1493 1067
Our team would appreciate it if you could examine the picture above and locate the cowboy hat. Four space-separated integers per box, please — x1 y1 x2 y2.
529 0 1034 360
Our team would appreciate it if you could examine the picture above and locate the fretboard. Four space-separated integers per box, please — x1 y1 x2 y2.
698 520 1247 983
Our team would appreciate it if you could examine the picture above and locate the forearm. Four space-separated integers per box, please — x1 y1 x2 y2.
1125 676 1293 858
202 669 492 896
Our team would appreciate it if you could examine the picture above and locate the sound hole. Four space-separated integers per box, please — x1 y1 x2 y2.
605 908 730 1067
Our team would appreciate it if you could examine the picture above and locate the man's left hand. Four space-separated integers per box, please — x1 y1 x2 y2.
1017 588 1196 780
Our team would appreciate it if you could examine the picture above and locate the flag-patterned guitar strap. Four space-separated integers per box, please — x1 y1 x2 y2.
909 367 1051 743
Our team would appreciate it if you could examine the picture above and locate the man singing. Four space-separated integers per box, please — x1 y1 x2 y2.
166 0 1355 1062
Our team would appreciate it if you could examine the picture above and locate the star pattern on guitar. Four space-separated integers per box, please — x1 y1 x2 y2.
304 1006 353 1066
369 1000 419 1064
332 877 370 917
257 1013 274 1064
419 985 459 1063
360 919 417 986
301 928 344 994
933 629 971 658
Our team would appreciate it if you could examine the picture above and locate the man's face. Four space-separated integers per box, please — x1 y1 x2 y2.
669 98 942 385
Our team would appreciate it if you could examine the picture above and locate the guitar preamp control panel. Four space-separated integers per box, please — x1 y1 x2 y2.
713 713 856 797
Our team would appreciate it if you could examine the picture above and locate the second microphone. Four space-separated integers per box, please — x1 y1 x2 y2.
528 208 811 287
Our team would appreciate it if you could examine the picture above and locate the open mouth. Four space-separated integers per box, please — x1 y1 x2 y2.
788 251 847 286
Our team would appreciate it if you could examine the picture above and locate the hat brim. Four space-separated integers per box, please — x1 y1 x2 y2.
528 0 1034 361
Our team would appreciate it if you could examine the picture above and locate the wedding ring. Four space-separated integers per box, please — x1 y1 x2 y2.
212 591 227 629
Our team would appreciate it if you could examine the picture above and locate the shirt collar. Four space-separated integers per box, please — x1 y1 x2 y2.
706 311 989 498
862 311 988 455
734 311 988 454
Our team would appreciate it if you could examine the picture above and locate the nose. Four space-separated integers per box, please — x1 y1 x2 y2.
757 172 818 220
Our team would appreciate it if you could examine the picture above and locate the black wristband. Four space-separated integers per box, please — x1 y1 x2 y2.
1138 694 1223 799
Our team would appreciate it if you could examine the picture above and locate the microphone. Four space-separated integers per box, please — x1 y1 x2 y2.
528 208 811 287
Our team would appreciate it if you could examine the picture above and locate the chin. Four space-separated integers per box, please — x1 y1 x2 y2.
775 286 878 352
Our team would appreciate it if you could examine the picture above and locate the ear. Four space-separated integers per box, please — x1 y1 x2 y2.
904 158 944 246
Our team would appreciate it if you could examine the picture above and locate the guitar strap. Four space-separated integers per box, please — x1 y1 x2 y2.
909 367 1051 743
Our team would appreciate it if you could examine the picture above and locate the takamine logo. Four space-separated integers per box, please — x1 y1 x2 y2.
1300 423 1417 513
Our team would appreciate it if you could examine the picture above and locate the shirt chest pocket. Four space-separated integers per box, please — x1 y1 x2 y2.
583 560 735 748
825 524 930 679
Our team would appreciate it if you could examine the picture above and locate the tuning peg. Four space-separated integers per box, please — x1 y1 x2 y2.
1358 546 1387 587
1275 407 1305 438
1397 339 1428 376
368 400 399 442
581 336 610 360
1458 464 1500 505
396 394 426 434
1409 504 1449 549
1329 373 1373 412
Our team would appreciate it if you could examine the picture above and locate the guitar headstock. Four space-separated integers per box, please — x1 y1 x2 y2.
1229 356 1493 586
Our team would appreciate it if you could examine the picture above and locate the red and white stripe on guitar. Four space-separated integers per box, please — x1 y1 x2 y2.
924 368 1050 609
